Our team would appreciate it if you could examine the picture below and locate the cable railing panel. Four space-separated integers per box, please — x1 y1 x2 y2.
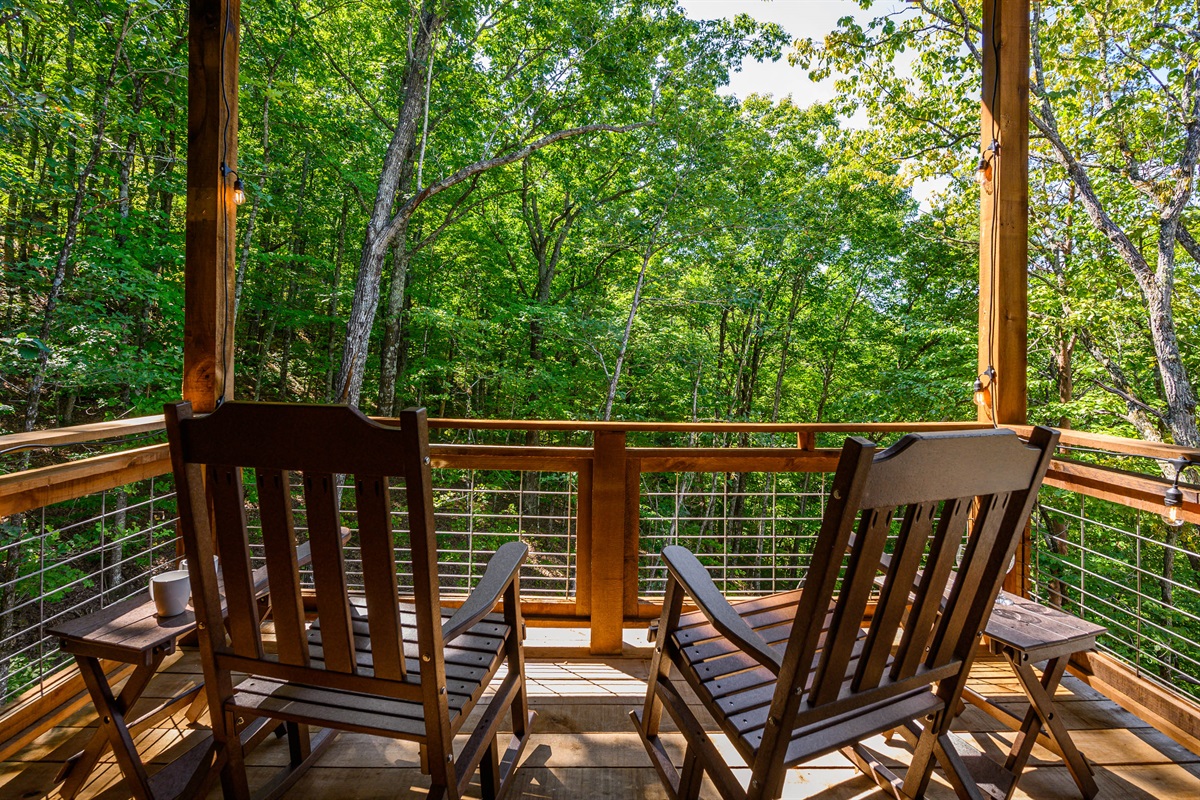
4 415 1200 733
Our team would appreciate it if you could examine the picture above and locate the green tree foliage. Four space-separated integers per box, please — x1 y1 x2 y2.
796 0 1200 444
1 0 974 431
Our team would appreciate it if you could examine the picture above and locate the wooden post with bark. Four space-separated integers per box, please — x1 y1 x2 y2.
979 0 1029 428
184 0 239 412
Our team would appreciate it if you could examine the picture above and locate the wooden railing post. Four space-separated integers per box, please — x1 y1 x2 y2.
590 431 627 654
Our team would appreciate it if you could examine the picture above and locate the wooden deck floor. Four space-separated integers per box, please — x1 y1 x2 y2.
3 635 1200 799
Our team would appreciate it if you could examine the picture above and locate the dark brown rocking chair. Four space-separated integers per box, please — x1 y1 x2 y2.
165 401 535 800
632 426 1058 800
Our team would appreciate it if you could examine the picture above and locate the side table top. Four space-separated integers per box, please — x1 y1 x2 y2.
986 591 1106 661
47 592 197 664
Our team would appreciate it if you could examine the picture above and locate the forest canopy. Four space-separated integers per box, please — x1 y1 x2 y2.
0 0 1196 446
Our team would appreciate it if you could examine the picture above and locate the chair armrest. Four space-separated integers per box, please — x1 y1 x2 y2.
661 545 782 673
442 541 528 643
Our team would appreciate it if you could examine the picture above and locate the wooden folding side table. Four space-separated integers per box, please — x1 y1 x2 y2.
47 593 214 800
963 591 1106 800
47 536 339 799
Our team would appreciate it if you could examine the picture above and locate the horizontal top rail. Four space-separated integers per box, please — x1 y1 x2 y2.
0 443 171 517
4 414 1199 523
0 415 165 453
1006 424 1200 462
5 414 1195 462
424 418 991 434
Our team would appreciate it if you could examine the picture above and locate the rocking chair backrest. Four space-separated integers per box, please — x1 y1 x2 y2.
775 426 1058 727
165 401 444 706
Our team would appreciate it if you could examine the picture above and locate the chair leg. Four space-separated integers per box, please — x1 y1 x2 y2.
902 720 940 799
643 576 685 739
286 721 312 766
677 743 705 800
217 709 252 800
480 735 502 800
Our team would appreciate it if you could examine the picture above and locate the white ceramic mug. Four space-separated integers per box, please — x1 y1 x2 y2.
149 570 191 617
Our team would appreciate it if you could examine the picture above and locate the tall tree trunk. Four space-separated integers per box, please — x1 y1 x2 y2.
115 77 143 247
771 271 808 422
335 3 442 407
603 244 654 420
253 288 278 401
277 279 298 399
234 56 280 321
23 8 132 433
332 4 648 407
325 195 349 402
378 224 412 416
106 490 127 603
1029 7 1200 447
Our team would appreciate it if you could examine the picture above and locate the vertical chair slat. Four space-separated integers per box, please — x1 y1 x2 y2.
356 475 405 681
891 496 971 681
854 500 936 691
208 464 263 660
304 471 356 675
257 468 308 667
812 506 894 706
929 492 1011 668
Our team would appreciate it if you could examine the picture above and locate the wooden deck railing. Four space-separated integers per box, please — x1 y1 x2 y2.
2 414 1200 754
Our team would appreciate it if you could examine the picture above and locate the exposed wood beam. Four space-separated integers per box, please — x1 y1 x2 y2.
184 0 239 412
979 0 1030 426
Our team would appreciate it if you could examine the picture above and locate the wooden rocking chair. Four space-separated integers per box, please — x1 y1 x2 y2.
632 426 1058 800
165 401 535 800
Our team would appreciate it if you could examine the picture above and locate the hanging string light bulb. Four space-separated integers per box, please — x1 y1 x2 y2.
976 157 993 194
221 162 246 206
1163 457 1192 527
976 139 999 195
973 366 996 413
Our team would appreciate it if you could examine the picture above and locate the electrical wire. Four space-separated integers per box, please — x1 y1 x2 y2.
216 8 233 407
981 1 1002 428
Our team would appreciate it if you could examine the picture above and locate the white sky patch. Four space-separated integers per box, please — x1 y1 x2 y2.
679 0 935 205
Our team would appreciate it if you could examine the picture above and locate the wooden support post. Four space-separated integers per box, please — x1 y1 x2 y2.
184 0 239 412
979 0 1029 428
624 457 641 618
590 431 627 654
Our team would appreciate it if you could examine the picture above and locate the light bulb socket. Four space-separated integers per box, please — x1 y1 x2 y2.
1165 484 1184 508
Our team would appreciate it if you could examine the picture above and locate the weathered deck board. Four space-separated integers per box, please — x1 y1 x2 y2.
2 645 1198 800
